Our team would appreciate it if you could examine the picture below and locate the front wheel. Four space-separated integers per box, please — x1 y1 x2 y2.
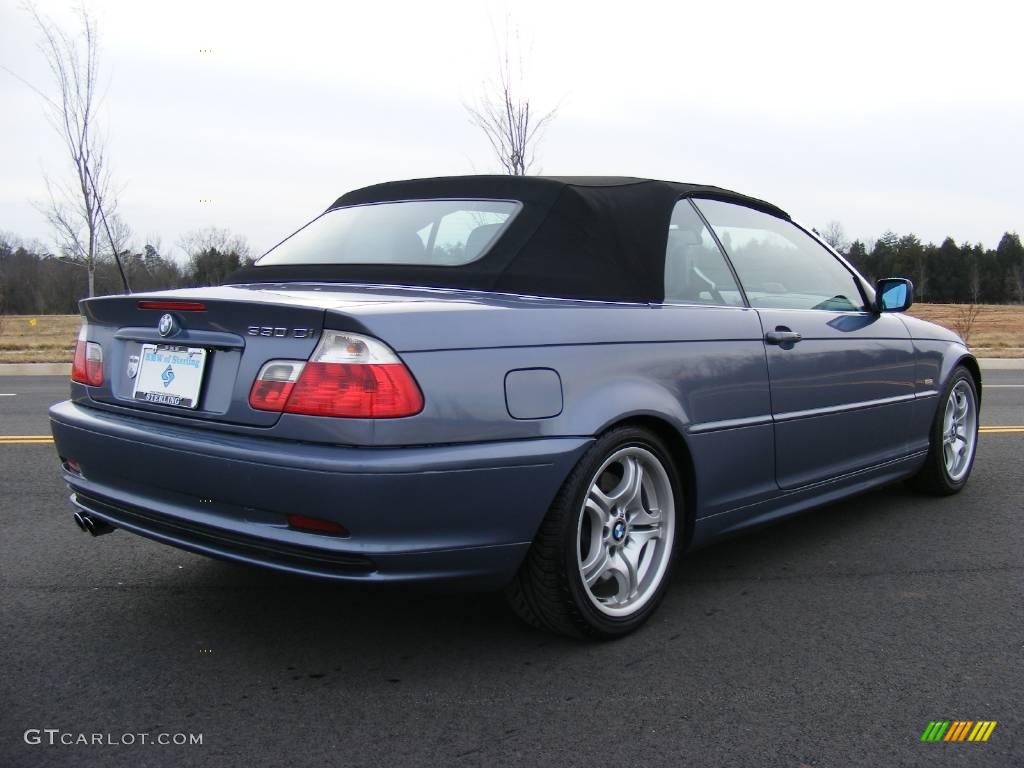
505 426 682 639
909 365 979 495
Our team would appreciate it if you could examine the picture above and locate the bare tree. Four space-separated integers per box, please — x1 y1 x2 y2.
178 227 251 262
466 24 557 175
178 227 252 286
100 212 132 259
952 303 982 346
820 221 849 254
968 257 982 304
28 3 116 297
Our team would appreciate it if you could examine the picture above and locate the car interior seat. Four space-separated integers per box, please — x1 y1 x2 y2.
665 228 703 302
465 223 504 260
375 230 427 263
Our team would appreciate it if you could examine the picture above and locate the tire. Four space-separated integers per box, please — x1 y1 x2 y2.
908 365 979 496
505 425 683 639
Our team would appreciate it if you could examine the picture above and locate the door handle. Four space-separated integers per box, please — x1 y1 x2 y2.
765 328 803 345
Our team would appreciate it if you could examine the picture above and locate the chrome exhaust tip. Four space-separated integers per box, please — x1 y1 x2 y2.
74 512 115 537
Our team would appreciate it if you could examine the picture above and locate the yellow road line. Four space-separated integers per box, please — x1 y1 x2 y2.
0 435 54 444
980 427 1024 433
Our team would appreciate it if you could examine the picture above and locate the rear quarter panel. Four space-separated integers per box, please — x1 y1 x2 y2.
362 303 775 518
366 304 768 440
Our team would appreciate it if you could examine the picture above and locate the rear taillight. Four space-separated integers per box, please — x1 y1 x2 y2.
284 361 423 418
70 323 103 386
250 331 423 418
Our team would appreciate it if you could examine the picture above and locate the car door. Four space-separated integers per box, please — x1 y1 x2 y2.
692 198 916 490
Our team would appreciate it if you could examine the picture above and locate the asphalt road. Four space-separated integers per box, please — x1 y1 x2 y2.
1 372 1021 768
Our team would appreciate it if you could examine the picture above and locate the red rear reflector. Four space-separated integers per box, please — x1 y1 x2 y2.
286 514 349 536
137 300 207 311
284 362 423 418
249 361 305 411
250 379 296 411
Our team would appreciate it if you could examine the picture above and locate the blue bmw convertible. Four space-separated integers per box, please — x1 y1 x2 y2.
50 176 980 638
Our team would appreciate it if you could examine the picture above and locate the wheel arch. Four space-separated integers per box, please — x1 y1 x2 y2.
597 414 698 553
954 353 983 406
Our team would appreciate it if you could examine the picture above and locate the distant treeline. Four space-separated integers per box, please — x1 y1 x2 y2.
0 229 253 315
842 231 1023 304
1 229 1022 315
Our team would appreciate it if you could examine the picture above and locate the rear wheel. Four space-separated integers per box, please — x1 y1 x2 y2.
505 426 682 639
909 366 979 495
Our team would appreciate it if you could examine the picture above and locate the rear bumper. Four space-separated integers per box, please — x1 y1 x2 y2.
50 400 590 585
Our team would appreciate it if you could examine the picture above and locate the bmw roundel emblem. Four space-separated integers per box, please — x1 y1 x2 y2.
612 520 626 541
158 313 176 337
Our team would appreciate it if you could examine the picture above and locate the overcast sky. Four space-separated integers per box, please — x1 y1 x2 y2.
1 0 1021 261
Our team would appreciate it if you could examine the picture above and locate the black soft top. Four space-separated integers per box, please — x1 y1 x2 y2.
235 175 789 303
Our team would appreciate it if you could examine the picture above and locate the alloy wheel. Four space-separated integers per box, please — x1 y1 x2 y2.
576 446 676 617
942 380 977 482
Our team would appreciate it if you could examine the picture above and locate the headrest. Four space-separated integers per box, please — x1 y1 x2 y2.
465 223 504 258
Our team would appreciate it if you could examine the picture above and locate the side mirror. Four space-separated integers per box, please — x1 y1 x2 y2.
875 277 914 313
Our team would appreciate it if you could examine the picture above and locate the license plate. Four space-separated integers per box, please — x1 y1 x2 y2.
132 345 208 409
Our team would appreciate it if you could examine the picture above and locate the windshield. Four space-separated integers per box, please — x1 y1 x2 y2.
257 199 521 267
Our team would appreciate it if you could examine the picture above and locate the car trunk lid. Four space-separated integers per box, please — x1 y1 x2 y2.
81 291 327 427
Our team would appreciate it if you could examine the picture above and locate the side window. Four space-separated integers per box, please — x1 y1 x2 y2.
693 199 866 311
664 199 744 307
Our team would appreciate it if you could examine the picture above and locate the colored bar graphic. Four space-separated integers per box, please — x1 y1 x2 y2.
953 721 973 741
921 721 950 741
922 720 996 742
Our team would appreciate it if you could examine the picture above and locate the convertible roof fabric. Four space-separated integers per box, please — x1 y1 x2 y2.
232 175 789 303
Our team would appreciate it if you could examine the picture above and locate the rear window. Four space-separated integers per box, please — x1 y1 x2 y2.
257 199 521 267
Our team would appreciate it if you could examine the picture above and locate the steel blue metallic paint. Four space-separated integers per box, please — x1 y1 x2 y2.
505 368 563 419
756 308 917 488
51 399 590 583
